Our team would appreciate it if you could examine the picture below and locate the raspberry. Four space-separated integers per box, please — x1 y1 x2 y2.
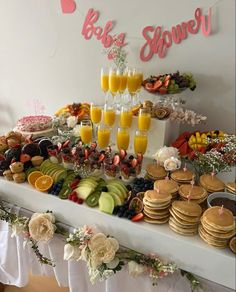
77 198 84 204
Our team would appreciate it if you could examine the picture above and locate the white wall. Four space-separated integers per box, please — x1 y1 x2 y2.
0 0 235 134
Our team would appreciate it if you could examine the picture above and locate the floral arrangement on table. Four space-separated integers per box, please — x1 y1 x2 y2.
172 131 236 176
0 202 201 291
102 37 128 73
153 146 181 172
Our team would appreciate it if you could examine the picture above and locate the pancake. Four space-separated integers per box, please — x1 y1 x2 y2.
200 174 225 193
172 201 202 217
154 179 179 196
144 190 172 203
144 216 169 224
171 169 195 183
146 164 167 180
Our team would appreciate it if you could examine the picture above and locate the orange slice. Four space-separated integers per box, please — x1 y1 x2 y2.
35 175 53 192
28 171 44 187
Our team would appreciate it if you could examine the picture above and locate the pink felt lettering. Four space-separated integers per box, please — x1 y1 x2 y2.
140 7 212 61
82 8 126 48
60 0 76 14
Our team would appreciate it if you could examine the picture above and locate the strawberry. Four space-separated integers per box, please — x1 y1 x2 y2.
178 142 190 156
164 79 170 88
153 80 163 91
131 158 138 168
71 147 77 156
158 86 168 94
137 153 143 164
20 153 31 163
131 213 144 222
164 74 171 81
77 198 84 204
113 154 120 165
98 153 105 163
69 191 77 200
91 142 97 150
84 148 90 159
172 137 186 149
70 179 80 189
119 149 127 160
57 142 62 151
62 140 70 148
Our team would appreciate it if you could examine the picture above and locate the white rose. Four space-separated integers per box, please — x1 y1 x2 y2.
64 243 81 261
11 223 25 238
29 213 56 242
164 157 181 171
128 261 147 277
153 146 179 166
73 125 81 137
88 233 119 269
67 116 78 128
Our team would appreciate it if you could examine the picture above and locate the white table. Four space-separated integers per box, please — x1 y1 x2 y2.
0 178 235 291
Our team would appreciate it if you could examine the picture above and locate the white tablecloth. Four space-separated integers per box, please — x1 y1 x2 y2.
0 204 234 292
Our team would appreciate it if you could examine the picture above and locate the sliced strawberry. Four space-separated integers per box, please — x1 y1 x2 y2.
84 148 90 159
178 142 190 156
137 153 143 164
91 142 97 150
98 153 105 163
113 154 120 165
62 140 70 148
164 79 170 88
20 153 31 163
119 149 127 160
131 158 138 168
71 147 77 156
165 74 171 81
57 142 62 151
121 165 129 175
153 80 163 90
131 213 144 222
145 83 156 93
158 86 168 94
106 146 112 154
172 137 186 149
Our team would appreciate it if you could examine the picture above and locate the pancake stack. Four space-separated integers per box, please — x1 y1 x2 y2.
154 179 179 199
225 182 236 194
146 164 167 180
143 190 172 224
199 206 236 248
199 174 225 194
179 184 208 204
171 169 195 184
169 201 202 236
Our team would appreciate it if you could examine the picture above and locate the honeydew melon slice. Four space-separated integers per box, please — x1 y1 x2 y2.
107 185 124 201
99 192 114 214
109 192 123 206
76 186 95 200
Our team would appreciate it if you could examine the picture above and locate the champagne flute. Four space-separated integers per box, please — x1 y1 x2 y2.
101 67 109 103
117 127 130 151
103 103 116 127
134 130 148 155
138 108 151 131
120 105 133 128
109 67 121 109
97 124 111 149
90 103 102 138
80 120 93 145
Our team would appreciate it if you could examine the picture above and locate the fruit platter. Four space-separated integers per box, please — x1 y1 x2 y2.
142 71 196 95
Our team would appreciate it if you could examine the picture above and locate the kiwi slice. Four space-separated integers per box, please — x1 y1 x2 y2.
59 187 71 199
85 191 101 207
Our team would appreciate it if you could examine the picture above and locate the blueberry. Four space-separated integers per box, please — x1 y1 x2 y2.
127 214 133 220
123 211 130 218
126 185 132 191
118 211 123 217
101 186 108 192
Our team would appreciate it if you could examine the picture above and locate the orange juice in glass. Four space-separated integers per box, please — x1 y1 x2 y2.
109 68 120 95
138 108 151 131
120 106 132 128
127 69 139 95
119 73 128 93
134 130 148 155
101 67 109 93
80 120 93 144
103 104 116 126
97 125 110 149
90 103 102 125
117 127 130 151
